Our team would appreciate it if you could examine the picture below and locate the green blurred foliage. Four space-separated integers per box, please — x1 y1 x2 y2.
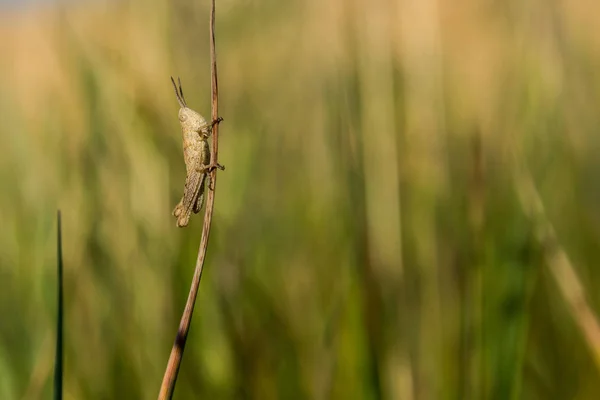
1 0 600 399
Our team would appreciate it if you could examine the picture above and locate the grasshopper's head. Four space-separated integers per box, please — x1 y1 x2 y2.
171 76 210 136
178 108 209 137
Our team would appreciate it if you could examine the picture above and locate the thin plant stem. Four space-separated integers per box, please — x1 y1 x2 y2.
158 1 222 398
54 210 63 400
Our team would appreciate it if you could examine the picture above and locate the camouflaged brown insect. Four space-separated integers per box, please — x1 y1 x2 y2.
171 77 223 227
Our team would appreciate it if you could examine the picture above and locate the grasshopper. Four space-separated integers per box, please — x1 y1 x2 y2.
171 77 223 227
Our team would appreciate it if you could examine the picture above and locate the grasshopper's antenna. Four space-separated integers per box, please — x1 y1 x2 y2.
170 76 186 108
177 77 187 107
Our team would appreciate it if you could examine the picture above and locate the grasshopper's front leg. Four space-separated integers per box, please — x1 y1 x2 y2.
206 117 223 135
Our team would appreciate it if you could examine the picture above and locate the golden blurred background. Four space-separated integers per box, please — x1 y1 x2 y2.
2 0 600 398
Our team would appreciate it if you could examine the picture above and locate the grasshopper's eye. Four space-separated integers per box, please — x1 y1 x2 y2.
179 113 188 122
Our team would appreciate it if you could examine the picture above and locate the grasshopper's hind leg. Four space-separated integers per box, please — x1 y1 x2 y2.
174 170 203 227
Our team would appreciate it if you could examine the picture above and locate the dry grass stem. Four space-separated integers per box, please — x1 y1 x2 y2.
158 0 222 398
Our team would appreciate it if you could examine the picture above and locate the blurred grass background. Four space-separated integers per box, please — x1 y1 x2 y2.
2 0 600 399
